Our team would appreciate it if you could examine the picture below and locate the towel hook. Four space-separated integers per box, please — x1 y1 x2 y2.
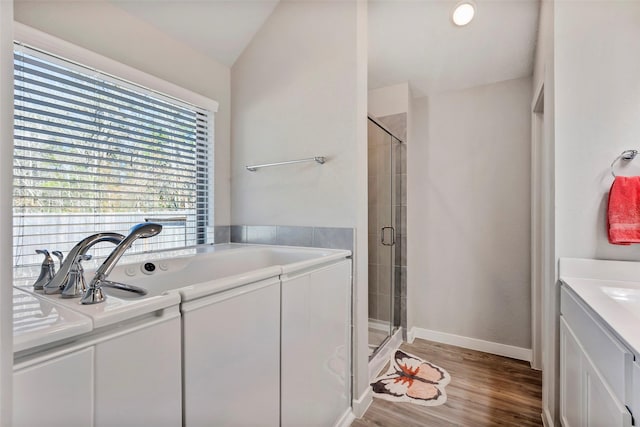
611 150 639 177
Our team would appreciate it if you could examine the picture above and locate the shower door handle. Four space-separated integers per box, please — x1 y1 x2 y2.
381 226 395 246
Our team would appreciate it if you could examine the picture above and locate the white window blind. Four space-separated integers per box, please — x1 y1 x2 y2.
13 44 213 271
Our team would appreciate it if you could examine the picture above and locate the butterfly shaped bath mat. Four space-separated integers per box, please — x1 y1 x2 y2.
371 349 451 407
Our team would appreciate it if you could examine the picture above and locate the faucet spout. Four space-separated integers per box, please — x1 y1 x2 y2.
81 223 163 305
43 232 125 294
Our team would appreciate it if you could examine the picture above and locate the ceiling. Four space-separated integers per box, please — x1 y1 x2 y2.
369 0 540 97
110 0 280 67
106 0 538 96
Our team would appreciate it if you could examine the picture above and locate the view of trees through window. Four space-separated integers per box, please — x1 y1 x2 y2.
13 45 211 272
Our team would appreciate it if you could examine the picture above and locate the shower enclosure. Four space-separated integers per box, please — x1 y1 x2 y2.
367 116 405 357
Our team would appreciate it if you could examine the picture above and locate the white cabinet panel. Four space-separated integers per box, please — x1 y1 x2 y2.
182 279 280 427
14 347 94 427
281 260 351 427
560 287 633 427
585 359 632 427
632 361 640 420
561 287 631 403
560 318 583 427
94 316 182 427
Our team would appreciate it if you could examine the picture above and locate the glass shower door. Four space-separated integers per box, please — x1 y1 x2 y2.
367 118 397 357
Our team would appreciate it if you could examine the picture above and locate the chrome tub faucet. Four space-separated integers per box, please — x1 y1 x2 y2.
81 223 162 305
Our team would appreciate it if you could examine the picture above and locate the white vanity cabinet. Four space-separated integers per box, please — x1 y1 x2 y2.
13 307 182 427
560 285 633 427
182 277 281 427
281 259 351 427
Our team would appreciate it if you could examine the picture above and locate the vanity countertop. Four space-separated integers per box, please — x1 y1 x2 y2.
559 257 640 357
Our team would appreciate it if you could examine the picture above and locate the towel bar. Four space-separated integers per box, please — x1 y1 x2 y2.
611 150 638 177
246 156 326 172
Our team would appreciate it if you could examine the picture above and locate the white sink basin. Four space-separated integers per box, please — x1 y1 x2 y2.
600 283 640 322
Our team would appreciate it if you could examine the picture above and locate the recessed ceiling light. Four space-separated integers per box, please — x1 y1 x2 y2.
452 2 475 26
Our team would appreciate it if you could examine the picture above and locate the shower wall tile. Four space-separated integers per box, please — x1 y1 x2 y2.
368 263 378 294
395 206 407 236
394 266 406 296
377 294 390 322
368 293 378 320
377 264 391 296
395 174 407 207
394 235 407 267
395 143 407 174
370 113 408 335
368 233 378 261
275 226 313 247
368 205 378 234
230 225 246 243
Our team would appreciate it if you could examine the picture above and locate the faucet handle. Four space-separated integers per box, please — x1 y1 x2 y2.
52 251 64 266
35 249 51 258
60 254 92 298
33 249 55 290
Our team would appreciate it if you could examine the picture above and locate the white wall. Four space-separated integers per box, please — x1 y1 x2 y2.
0 2 13 424
368 82 410 118
409 77 532 349
543 1 640 424
14 0 232 225
231 1 363 228
555 1 640 261
230 0 370 409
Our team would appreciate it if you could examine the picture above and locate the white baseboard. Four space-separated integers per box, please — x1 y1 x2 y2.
334 408 356 427
351 386 373 419
541 408 554 427
407 327 416 344
409 327 532 362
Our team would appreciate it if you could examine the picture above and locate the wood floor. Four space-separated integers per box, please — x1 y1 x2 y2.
352 339 543 427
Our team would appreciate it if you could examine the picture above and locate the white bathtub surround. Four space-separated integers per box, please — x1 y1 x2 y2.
13 244 353 426
12 289 92 353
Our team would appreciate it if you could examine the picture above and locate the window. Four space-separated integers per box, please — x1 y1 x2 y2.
13 42 214 273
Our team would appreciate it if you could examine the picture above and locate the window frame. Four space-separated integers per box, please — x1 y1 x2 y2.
13 23 218 268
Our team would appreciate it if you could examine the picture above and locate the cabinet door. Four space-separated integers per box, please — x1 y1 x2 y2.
584 356 632 427
560 318 583 427
561 317 633 427
94 316 182 427
182 279 281 427
281 260 351 427
631 361 640 422
14 347 94 427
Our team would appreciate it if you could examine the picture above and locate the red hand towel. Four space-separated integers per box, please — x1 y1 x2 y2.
608 176 640 245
